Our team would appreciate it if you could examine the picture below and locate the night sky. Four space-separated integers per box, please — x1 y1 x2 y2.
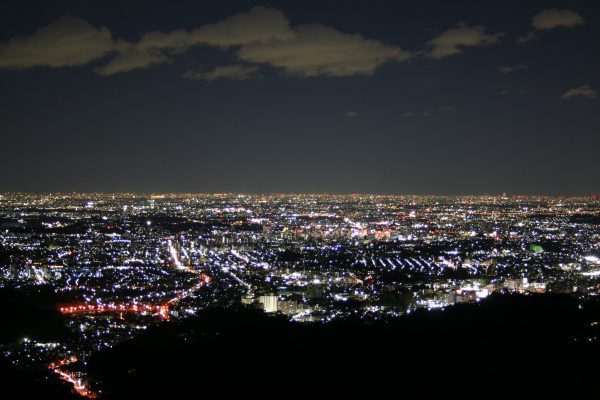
1 0 598 195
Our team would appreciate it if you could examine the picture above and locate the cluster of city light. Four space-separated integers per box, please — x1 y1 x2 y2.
0 193 598 396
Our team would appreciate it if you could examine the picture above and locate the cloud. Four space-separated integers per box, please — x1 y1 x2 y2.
5 7 515 79
0 7 409 78
186 6 295 47
0 16 114 69
518 9 584 43
343 111 359 118
97 7 408 77
425 23 504 59
561 85 597 99
498 64 527 74
532 9 584 30
183 64 258 81
236 23 410 77
95 48 169 76
98 7 294 75
516 32 537 44
401 112 415 118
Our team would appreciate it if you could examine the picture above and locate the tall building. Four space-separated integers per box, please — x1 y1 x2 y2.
258 294 278 313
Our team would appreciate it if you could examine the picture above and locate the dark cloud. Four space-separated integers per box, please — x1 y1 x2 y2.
424 22 504 59
1 7 537 78
96 7 294 75
183 64 258 81
561 85 597 99
0 7 408 78
532 9 584 30
0 16 114 69
518 9 584 43
236 23 410 77
498 64 527 74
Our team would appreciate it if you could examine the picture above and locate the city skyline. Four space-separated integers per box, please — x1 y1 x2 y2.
2 2 600 396
1 192 599 396
1 0 599 194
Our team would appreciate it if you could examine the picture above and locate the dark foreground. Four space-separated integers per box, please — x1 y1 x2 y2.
2 292 599 398
89 294 599 398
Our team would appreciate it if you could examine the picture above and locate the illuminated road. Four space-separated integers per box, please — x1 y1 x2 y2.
59 303 170 319
49 356 97 398
59 273 210 320
168 239 184 269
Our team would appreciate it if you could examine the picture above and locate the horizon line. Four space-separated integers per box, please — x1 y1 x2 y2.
1 192 598 198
